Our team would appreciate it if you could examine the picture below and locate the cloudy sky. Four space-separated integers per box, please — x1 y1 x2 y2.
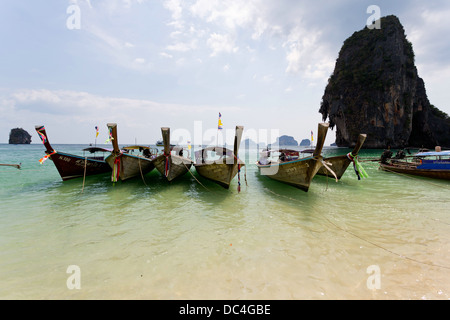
1 0 449 146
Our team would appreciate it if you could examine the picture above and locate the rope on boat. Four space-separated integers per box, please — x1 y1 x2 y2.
323 215 450 271
183 161 210 191
235 155 248 193
320 159 338 182
237 163 241 193
263 187 450 271
138 156 148 187
81 156 87 193
242 158 248 187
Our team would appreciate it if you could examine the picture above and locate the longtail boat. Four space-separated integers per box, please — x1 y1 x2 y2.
379 149 450 180
256 123 329 191
35 125 111 181
105 123 157 182
194 126 245 189
316 133 367 180
153 127 193 181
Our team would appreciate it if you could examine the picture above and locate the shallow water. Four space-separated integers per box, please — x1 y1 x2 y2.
0 143 449 299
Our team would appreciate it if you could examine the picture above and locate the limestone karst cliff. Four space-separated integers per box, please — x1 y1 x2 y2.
275 135 298 146
319 15 450 148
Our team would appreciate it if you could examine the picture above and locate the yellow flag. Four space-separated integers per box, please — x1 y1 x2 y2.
218 112 223 130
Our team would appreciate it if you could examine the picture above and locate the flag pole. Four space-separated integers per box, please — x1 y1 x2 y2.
95 126 99 148
217 112 223 146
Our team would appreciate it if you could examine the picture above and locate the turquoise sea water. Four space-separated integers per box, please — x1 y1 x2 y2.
0 143 449 300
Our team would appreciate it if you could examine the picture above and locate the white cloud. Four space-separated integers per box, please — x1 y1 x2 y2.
190 0 261 31
166 40 198 52
160 0 334 80
4 88 242 122
160 52 173 59
163 0 183 20
207 33 239 56
134 58 146 64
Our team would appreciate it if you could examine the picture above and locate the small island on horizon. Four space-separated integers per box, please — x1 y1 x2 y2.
9 128 32 145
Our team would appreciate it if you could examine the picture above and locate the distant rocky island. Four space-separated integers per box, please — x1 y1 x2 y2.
265 136 314 147
9 128 32 144
299 139 311 146
319 15 450 148
275 135 298 146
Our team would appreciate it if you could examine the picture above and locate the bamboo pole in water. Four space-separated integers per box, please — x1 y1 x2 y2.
0 163 21 169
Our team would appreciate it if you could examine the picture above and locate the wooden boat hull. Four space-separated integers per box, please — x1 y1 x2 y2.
379 163 450 180
316 133 367 180
49 152 111 181
154 127 193 182
316 155 351 180
256 122 329 191
194 160 245 189
105 153 155 181
257 157 322 191
154 154 193 182
194 125 245 189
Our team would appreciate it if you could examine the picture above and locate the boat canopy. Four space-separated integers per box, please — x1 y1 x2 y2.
82 147 111 153
195 147 233 160
123 145 150 150
416 151 450 157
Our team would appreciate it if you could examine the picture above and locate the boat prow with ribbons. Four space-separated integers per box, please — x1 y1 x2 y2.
194 126 245 190
316 133 368 181
35 125 111 181
104 123 157 182
153 127 193 182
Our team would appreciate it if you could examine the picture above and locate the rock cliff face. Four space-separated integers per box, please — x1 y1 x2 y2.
276 135 298 146
319 15 450 148
9 128 32 144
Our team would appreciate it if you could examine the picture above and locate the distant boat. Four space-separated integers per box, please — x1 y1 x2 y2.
194 126 245 189
153 127 193 182
379 149 450 180
35 125 111 181
256 123 329 191
316 133 367 180
156 140 175 147
105 123 157 181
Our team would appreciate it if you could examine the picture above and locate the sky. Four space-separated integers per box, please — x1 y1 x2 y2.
1 0 450 146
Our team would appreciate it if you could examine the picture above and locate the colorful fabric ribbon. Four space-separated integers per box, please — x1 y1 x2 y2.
164 153 170 177
347 152 368 180
106 127 114 143
112 154 121 182
39 151 56 164
37 128 47 144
